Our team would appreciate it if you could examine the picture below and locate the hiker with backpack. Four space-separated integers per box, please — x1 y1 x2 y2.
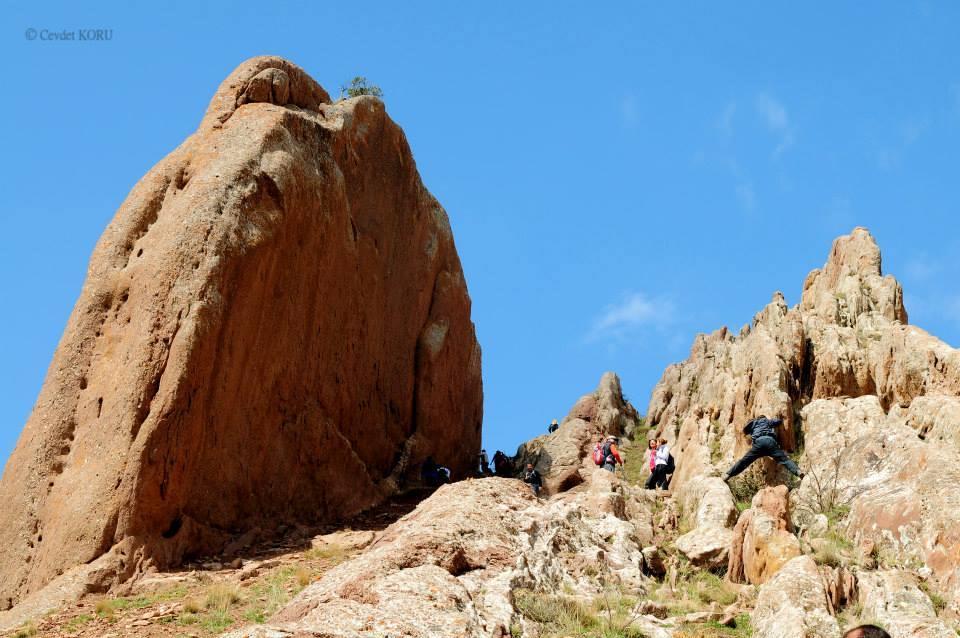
644 438 674 489
492 450 513 478
593 435 623 473
655 438 674 488
523 463 543 497
722 415 804 483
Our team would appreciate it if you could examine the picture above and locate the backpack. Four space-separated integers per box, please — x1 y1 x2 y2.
665 453 676 473
592 442 605 466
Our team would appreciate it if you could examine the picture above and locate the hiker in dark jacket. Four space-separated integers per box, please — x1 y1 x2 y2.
722 415 804 482
492 450 513 477
421 456 440 486
524 463 543 497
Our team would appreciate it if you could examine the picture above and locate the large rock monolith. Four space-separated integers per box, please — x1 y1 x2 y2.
0 56 482 613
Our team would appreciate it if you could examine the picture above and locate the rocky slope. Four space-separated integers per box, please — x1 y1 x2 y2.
219 373 682 638
0 56 482 622
647 227 960 636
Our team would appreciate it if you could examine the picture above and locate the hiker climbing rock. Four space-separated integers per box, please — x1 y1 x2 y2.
722 415 804 482
598 435 623 473
523 463 543 497
548 419 559 433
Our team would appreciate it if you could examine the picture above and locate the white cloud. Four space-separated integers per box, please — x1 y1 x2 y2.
717 102 736 138
736 182 756 211
620 94 639 129
902 120 926 145
755 93 795 157
905 255 940 281
586 292 674 343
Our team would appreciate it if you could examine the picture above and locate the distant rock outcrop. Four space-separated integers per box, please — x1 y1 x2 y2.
0 56 482 613
514 372 640 494
647 227 960 620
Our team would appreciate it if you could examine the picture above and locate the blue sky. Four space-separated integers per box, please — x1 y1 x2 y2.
2 2 960 469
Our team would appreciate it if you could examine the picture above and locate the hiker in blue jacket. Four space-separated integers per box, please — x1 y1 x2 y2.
722 415 804 482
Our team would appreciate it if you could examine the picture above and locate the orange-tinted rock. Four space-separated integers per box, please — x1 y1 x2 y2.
646 227 960 612
0 56 482 612
514 372 639 495
727 485 800 585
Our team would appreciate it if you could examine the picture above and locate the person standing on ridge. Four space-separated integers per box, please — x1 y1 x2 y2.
601 436 623 473
524 463 543 497
548 419 559 433
722 415 804 482
478 449 490 475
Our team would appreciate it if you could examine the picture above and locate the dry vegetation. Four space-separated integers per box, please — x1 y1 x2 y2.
2 542 355 638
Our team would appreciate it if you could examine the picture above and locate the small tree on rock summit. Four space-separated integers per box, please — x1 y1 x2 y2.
340 76 383 99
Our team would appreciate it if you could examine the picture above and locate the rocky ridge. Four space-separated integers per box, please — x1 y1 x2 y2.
647 227 960 636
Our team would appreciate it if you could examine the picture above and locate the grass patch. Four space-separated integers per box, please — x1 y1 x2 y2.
174 581 242 631
617 440 651 486
513 588 646 638
12 621 37 638
677 614 753 637
205 582 241 611
304 543 350 565
63 614 94 631
94 595 152 618
242 565 309 625
918 581 947 615
728 469 765 508
651 563 738 617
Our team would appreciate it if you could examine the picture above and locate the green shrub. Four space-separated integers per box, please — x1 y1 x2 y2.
339 76 383 99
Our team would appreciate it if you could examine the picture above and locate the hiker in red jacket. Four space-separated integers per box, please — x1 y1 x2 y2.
601 436 623 473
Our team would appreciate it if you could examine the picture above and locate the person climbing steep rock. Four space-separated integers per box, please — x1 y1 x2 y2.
548 419 559 433
722 415 804 482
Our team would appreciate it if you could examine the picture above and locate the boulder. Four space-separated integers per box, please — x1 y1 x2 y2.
223 477 655 638
752 555 840 638
728 485 801 585
674 476 737 568
0 56 482 615
856 570 955 638
675 526 733 569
